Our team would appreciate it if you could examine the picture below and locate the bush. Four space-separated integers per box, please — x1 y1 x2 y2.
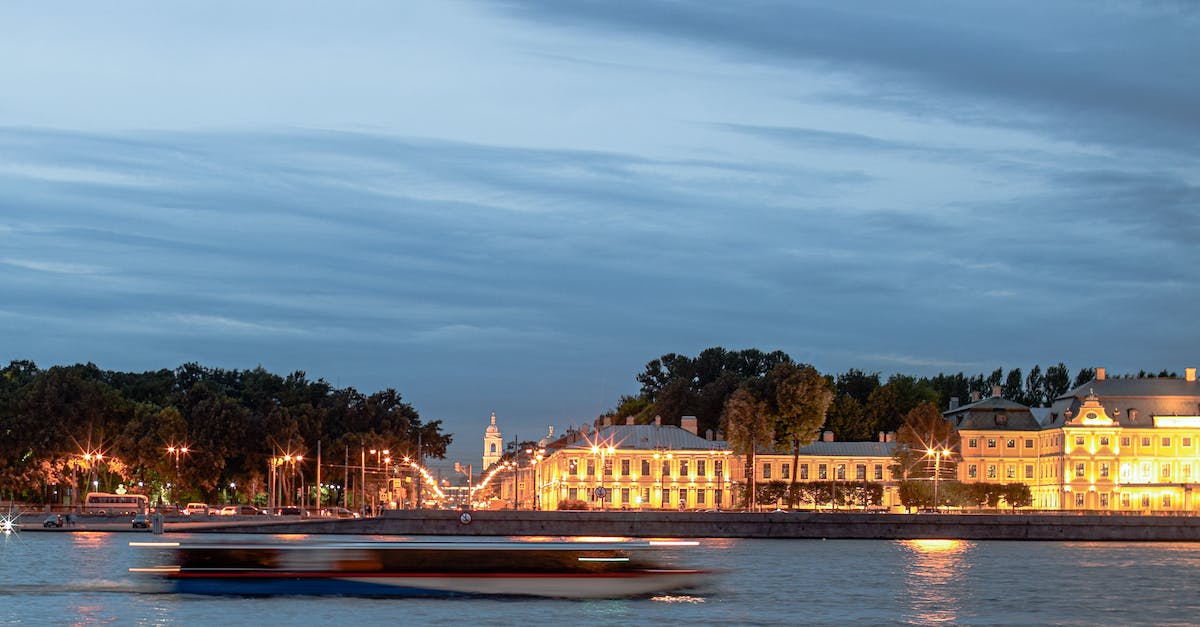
557 499 589 510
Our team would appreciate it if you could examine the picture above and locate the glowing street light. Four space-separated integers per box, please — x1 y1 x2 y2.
926 447 952 512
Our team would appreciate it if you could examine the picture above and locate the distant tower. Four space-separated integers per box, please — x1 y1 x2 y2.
483 412 503 470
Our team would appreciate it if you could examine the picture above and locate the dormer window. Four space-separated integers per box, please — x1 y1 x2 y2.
995 413 1008 426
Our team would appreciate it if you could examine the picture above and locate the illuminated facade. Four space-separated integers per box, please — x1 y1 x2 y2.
536 418 733 510
482 412 502 471
751 437 901 510
952 368 1200 512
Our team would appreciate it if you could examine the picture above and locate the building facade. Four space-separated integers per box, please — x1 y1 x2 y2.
482 412 502 471
952 367 1200 512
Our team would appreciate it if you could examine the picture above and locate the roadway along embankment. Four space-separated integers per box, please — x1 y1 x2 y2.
181 510 1200 541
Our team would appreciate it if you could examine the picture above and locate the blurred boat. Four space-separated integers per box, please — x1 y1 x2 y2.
130 539 708 598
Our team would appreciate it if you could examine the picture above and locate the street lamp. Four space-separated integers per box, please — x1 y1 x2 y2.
165 445 189 507
590 443 615 510
926 447 951 512
369 449 389 514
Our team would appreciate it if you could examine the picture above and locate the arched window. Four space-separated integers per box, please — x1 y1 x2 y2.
489 443 497 454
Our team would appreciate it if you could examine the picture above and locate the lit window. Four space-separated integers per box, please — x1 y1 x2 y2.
1006 466 1016 479
836 464 846 480
800 465 809 480
1121 437 1131 447
641 459 651 475
987 465 996 479
1142 437 1151 447
969 438 978 448
1007 439 1016 448
1100 463 1109 478
1141 494 1151 508
568 459 578 476
715 460 724 477
697 459 706 476
874 465 883 481
1075 436 1085 446
1075 463 1085 478
818 464 828 480
856 464 866 480
1100 493 1109 508
1121 493 1130 508
1025 465 1034 479
680 459 689 476
1163 494 1172 508
762 463 772 480
621 459 630 476
782 463 791 479
1162 437 1172 447
1100 436 1109 447
1075 493 1085 507
1162 464 1171 479
968 464 978 479
587 459 596 476
568 487 578 500
603 458 612 476
661 461 670 478
987 439 996 448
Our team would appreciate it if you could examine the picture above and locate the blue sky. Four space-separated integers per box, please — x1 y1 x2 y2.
2 1 1197 465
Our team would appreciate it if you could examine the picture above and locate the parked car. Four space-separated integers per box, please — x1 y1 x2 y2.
219 505 265 516
274 507 308 517
185 503 210 516
131 513 150 529
43 514 63 528
321 507 360 519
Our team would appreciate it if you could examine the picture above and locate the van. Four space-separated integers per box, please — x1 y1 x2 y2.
185 503 209 516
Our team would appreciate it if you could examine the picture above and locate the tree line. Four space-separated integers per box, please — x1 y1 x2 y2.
0 360 451 504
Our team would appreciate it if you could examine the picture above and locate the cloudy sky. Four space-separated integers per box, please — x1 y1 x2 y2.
2 1 1197 464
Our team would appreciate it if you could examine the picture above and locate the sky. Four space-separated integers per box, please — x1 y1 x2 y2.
2 1 1198 466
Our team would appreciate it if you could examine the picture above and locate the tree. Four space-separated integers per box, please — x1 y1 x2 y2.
1002 483 1033 510
1002 368 1024 403
769 363 833 507
1043 363 1071 402
720 386 772 510
835 369 880 405
824 394 869 441
1073 367 1096 388
892 402 959 483
1025 365 1045 407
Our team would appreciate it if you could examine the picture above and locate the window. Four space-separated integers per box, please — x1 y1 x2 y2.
874 465 884 481
1162 463 1171 479
1007 439 1016 448
800 464 809 480
1025 465 1034 479
714 460 724 477
1075 493 1085 507
1025 439 1034 448
680 459 689 476
1185 464 1193 480
1163 494 1172 508
762 463 772 480
1121 436 1131 447
1100 493 1109 508
641 459 651 476
714 489 723 506
621 458 630 476
1162 437 1172 447
620 488 629 503
568 487 578 500
1075 463 1085 478
642 487 650 503
968 464 978 479
1121 493 1131 508
987 439 996 448
697 459 706 476
1075 436 1085 446
1100 436 1109 447
818 464 828 480
1142 437 1151 447
1141 494 1151 509
661 461 670 478
1185 438 1192 448
856 464 866 480
836 464 846 480
661 488 670 505
987 465 997 479
968 438 978 448
697 489 706 505
678 489 688 507
1006 466 1016 479
1100 463 1109 478
569 459 578 476
782 463 791 479
586 459 595 476
603 458 613 476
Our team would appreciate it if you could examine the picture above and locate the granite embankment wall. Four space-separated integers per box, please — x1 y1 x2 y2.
189 510 1200 541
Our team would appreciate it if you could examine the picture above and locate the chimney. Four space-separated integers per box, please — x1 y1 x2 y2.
949 397 960 410
878 431 886 442
887 431 895 443
603 416 612 427
654 415 662 426
1187 368 1196 382
970 391 981 403
625 416 635 425
1097 367 1106 381
680 416 698 436
822 431 834 442
991 385 1002 398
706 429 714 441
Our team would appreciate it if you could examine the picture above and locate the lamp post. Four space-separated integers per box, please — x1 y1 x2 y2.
926 447 950 512
165 446 188 508
590 443 615 510
369 449 389 514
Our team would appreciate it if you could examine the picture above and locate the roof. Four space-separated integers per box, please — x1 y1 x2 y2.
944 395 1042 431
781 441 898 458
1045 376 1200 428
559 424 729 452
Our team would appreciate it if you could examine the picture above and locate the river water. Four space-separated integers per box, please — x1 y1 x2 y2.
1 530 1198 625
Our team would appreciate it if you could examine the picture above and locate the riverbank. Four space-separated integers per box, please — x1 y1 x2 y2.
25 509 1197 541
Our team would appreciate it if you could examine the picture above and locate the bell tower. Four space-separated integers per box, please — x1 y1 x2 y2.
483 412 503 470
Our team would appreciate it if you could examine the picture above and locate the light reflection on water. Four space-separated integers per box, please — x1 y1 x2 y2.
2 532 1200 625
898 539 972 625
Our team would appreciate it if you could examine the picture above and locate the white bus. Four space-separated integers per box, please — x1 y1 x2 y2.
84 492 149 515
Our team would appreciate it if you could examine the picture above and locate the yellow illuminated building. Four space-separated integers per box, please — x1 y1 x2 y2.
751 435 903 510
535 418 734 510
951 367 1200 512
